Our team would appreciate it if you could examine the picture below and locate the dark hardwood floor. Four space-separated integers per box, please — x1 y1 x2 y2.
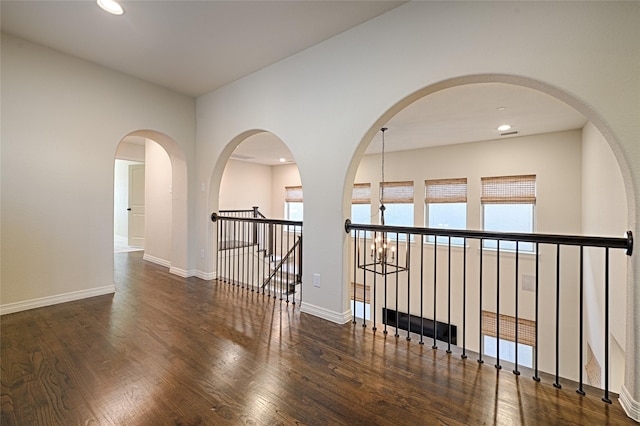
1 251 634 425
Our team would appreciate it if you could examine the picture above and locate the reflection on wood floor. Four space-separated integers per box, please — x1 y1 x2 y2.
1 251 634 425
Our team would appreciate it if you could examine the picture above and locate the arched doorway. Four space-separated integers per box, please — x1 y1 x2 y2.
345 76 634 395
114 130 189 276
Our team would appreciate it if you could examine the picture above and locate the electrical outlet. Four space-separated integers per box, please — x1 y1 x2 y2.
200 248 205 259
313 273 321 288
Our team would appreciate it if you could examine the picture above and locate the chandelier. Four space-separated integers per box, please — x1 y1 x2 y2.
358 127 408 275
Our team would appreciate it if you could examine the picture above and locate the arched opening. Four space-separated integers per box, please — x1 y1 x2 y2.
207 130 303 287
114 130 189 275
344 76 634 394
218 131 300 219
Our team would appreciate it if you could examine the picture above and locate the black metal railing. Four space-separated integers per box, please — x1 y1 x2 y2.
345 219 632 403
212 212 303 304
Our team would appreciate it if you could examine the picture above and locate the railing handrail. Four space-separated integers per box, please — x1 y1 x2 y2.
263 236 302 288
344 219 633 255
213 212 303 228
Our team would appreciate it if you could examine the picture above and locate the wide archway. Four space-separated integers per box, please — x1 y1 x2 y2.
344 76 634 396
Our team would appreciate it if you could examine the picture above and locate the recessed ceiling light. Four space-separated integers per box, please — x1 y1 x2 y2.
279 158 286 163
97 0 124 15
497 124 511 132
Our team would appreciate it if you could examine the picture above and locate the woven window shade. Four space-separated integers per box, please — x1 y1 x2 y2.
481 175 536 204
482 310 536 347
425 178 467 203
380 181 414 204
350 282 370 303
285 186 303 202
352 183 371 204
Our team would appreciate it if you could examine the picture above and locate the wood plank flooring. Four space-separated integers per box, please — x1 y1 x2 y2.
1 251 634 425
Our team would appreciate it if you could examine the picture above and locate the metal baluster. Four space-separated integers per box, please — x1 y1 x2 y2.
478 239 484 364
279 224 284 300
447 236 452 354
554 244 561 389
603 247 612 404
372 230 378 332
286 225 291 303
353 230 358 325
461 237 467 359
514 241 520 376
383 232 388 335
420 238 425 345
496 240 501 370
433 237 438 349
533 242 540 381
577 246 585 395
232 220 236 286
362 231 367 327
406 234 411 341
241 221 246 289
394 233 399 338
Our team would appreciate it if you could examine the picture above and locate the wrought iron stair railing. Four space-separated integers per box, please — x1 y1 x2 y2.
212 210 303 304
345 219 632 404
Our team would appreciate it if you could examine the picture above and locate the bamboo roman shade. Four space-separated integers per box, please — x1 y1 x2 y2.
380 181 414 204
285 186 303 202
352 183 371 204
482 310 536 347
425 178 467 203
481 175 536 204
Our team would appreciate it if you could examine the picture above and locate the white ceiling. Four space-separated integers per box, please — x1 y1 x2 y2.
1 0 404 97
2 1 587 165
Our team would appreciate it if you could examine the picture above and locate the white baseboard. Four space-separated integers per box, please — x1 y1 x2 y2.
620 385 640 422
300 302 352 324
143 254 171 268
0 285 116 316
169 266 194 278
195 270 216 280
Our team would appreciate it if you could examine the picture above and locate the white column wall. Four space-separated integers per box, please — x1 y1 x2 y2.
1 34 196 311
196 1 639 414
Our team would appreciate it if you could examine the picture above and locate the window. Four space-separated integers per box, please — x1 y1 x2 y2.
285 186 303 221
425 178 467 245
351 183 371 225
380 181 414 227
482 175 536 251
482 310 535 368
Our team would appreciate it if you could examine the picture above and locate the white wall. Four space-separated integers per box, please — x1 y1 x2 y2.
582 121 628 392
144 140 173 265
351 130 584 381
219 159 273 217
271 164 302 220
1 34 196 312
197 1 639 409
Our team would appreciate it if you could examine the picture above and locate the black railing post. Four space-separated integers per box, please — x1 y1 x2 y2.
577 246 585 395
554 244 562 389
461 237 467 359
394 233 400 338
603 247 611 404
478 239 484 364
433 237 438 349
406 234 411 341
533 242 540 382
446 237 451 354
514 241 520 376
419 239 424 345
496 240 501 370
353 230 358 325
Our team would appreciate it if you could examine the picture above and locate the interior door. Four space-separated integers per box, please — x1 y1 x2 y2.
128 164 145 248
